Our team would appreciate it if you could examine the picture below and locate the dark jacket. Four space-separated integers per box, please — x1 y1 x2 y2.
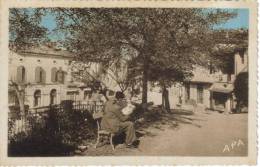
101 98 128 133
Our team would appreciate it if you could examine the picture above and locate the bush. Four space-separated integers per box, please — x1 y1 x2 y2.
8 127 75 156
8 104 97 156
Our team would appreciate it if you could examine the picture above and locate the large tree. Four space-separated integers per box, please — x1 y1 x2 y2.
51 8 235 104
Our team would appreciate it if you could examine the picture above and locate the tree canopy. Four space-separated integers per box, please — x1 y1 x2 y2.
9 8 239 107
9 8 47 50
50 8 236 103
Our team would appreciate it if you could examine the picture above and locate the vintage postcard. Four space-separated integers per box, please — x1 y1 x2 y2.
0 0 257 165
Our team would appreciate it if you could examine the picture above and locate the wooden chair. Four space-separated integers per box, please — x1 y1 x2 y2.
92 111 115 150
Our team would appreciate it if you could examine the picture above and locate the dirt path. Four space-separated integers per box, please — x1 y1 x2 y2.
81 110 248 156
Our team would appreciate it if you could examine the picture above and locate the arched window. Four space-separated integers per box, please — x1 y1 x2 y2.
35 67 46 83
17 66 26 83
50 89 57 105
51 67 58 82
34 90 41 107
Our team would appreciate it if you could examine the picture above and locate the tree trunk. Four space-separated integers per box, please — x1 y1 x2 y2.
142 58 148 104
164 89 170 112
162 88 165 110
162 86 171 113
18 91 25 116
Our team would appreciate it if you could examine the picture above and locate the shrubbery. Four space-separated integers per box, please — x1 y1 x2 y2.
8 101 97 156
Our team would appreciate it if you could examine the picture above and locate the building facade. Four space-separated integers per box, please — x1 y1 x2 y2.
8 45 130 111
168 48 248 113
8 45 84 111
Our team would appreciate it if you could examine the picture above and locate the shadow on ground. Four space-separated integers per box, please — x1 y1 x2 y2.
79 108 207 156
136 109 204 133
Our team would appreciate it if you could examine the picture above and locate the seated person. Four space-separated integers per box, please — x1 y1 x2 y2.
101 91 137 148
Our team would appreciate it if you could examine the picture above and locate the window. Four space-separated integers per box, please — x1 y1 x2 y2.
57 69 64 83
50 89 57 105
185 83 190 102
67 91 79 101
34 90 41 107
197 85 204 104
17 66 26 83
51 67 58 82
35 67 46 83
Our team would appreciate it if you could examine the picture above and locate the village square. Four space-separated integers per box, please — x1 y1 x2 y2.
8 8 248 156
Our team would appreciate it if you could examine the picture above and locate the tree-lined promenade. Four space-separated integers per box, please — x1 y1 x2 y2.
9 8 248 113
8 8 249 156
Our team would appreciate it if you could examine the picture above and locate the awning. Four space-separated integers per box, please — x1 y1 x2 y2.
209 82 233 93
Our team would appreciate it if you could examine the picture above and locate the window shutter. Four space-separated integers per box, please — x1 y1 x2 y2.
42 69 46 83
61 71 64 83
35 67 41 83
57 70 63 83
23 67 27 83
51 68 57 82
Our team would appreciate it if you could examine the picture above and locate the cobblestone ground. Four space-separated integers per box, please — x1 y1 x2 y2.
77 109 248 156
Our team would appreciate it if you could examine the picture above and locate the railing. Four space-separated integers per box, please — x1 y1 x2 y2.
8 101 104 138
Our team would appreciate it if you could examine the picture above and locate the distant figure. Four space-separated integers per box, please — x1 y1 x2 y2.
101 91 137 148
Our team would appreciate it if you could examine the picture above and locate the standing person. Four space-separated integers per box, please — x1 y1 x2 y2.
101 91 137 148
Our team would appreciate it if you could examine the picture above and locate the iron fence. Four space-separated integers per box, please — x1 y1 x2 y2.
8 101 104 138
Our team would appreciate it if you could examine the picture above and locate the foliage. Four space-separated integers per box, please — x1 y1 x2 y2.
9 8 47 50
210 29 248 74
50 8 236 103
57 101 97 146
234 72 248 107
8 104 97 156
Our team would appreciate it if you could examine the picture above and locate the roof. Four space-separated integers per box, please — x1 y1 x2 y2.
209 82 233 93
212 44 248 57
186 66 219 83
17 44 73 59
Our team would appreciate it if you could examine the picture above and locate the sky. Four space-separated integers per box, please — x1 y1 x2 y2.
40 8 249 41
213 9 249 29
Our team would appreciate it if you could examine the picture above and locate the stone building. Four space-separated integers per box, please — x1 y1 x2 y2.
8 44 82 110
169 47 248 113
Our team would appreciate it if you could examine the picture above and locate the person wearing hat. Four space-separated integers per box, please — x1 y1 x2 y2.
101 91 137 148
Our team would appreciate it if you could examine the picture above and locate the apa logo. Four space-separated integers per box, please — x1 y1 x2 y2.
222 139 245 153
